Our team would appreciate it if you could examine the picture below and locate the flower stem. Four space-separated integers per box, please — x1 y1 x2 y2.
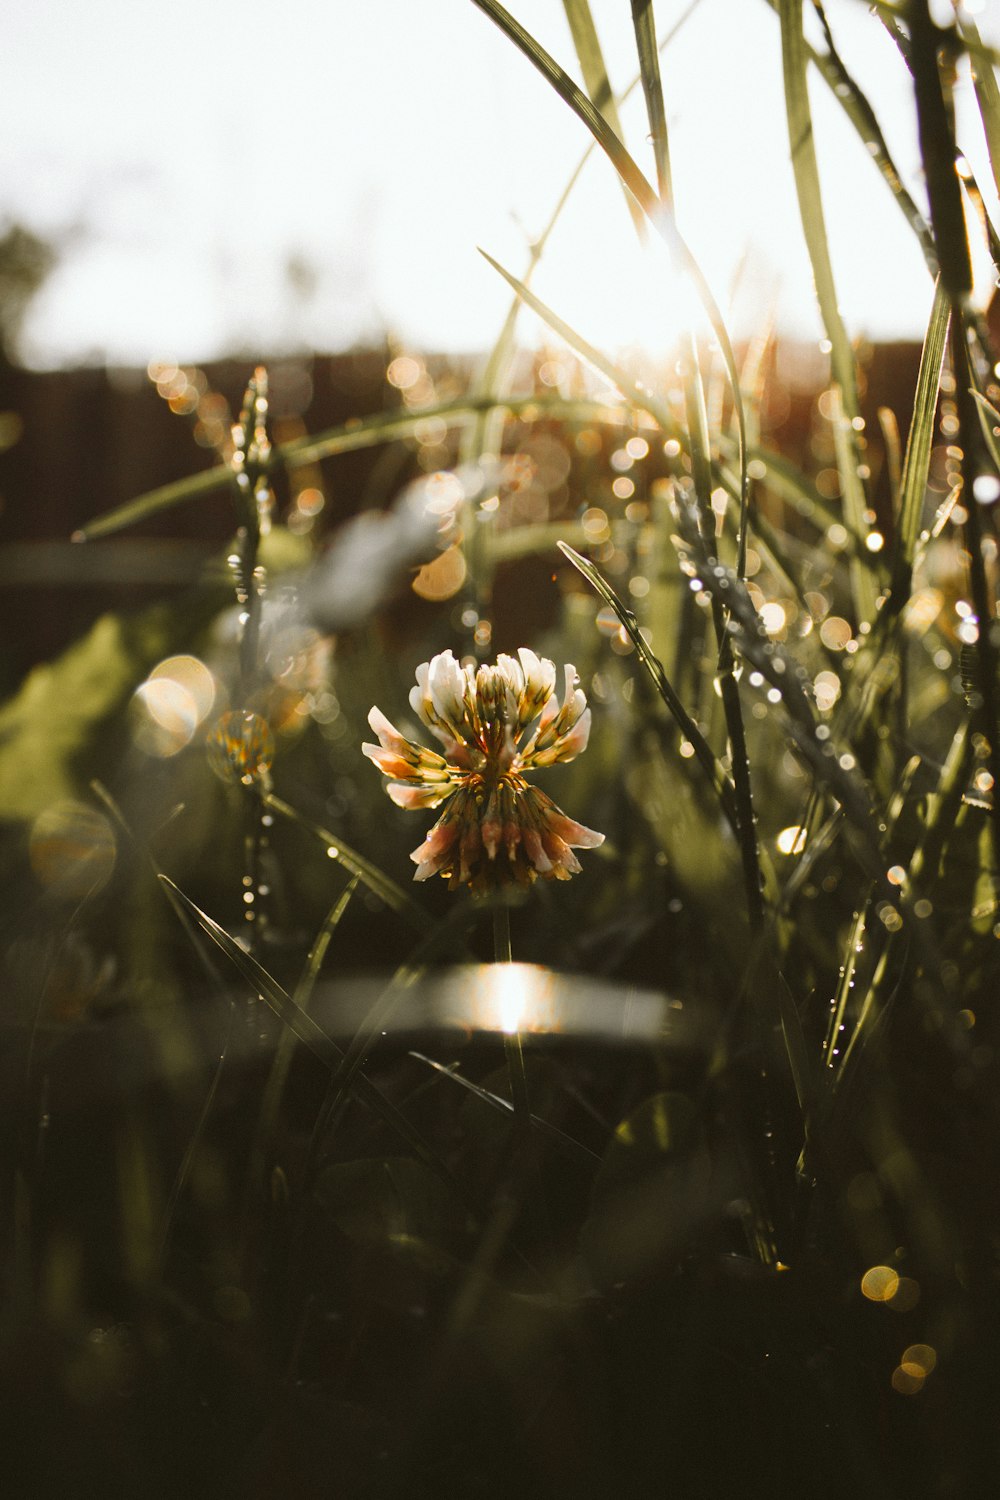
494 903 530 1130
492 900 512 963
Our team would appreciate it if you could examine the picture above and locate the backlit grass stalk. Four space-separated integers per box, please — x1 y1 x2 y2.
628 0 764 939
779 0 877 627
494 901 531 1132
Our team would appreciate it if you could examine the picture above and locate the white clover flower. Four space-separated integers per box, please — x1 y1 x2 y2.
363 648 604 893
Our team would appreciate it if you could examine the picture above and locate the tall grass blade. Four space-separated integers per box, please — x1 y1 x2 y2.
828 382 880 622
778 0 857 409
465 5 699 485
558 540 739 833
562 0 646 234
891 276 950 598
778 0 874 621
960 12 1000 200
912 3 974 302
788 0 937 271
835 728 970 1085
249 874 361 1192
471 0 748 526
630 0 672 203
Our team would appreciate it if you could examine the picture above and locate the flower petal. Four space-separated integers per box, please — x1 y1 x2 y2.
367 705 412 755
387 781 453 810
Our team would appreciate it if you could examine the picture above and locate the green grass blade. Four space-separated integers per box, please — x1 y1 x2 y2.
972 390 1000 475
630 0 672 203
73 467 228 542
471 0 748 540
294 875 360 1012
891 276 950 597
558 540 739 834
479 248 680 432
834 727 970 1084
462 1 700 477
249 874 361 1195
75 396 637 541
159 876 342 1071
766 0 937 272
778 0 874 620
960 12 1000 200
562 0 647 234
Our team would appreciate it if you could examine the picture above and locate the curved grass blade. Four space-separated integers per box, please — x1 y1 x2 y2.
74 396 622 541
834 727 970 1085
462 0 701 474
479 249 680 436
157 875 460 1193
409 1051 599 1168
470 0 748 552
558 539 739 834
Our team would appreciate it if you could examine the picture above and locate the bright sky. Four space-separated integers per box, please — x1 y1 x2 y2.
2 0 998 367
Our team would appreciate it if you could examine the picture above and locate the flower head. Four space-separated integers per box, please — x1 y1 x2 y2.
363 648 604 892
